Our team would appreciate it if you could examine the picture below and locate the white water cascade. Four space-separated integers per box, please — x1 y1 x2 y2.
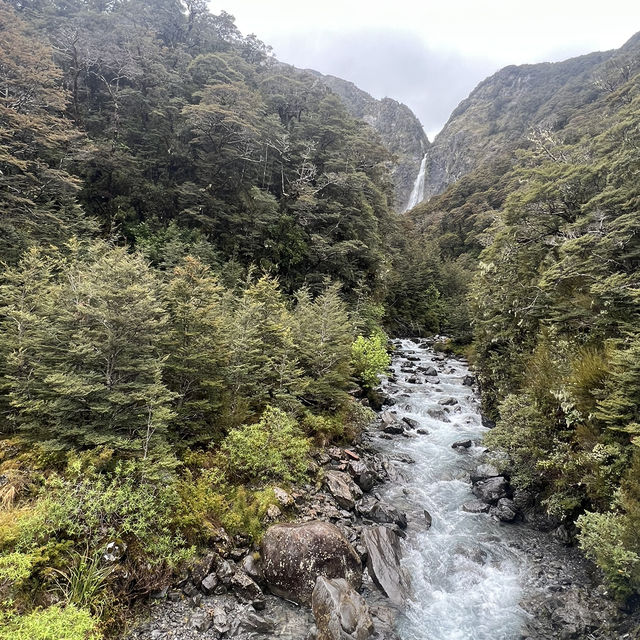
375 339 528 640
405 154 428 211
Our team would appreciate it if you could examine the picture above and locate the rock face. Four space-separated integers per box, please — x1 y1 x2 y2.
362 526 410 605
312 576 375 640
261 521 362 604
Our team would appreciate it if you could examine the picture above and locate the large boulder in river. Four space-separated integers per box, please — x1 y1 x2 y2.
362 526 410 605
312 576 375 640
472 476 509 503
261 521 362 604
324 470 363 510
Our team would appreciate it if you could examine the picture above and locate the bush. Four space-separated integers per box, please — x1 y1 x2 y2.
350 329 390 390
222 406 310 484
0 604 99 640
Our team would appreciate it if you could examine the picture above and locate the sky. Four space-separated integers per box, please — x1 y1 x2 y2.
208 1 640 140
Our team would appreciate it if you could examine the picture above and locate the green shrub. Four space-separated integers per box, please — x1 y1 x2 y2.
0 604 99 640
350 329 390 390
222 406 310 484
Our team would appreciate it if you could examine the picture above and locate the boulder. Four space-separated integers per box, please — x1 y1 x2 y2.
240 553 263 583
425 407 450 422
357 497 407 529
421 366 438 377
472 476 509 503
312 576 375 640
261 521 362 604
461 500 491 514
481 414 496 429
462 375 475 386
401 417 420 429
324 470 363 510
347 461 377 493
490 498 518 522
362 526 409 605
230 570 265 609
470 464 501 483
451 439 472 449
438 397 459 406
380 411 397 426
383 424 404 435
200 573 218 595
417 428 429 435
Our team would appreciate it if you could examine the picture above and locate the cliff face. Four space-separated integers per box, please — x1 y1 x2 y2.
308 72 430 210
420 47 623 200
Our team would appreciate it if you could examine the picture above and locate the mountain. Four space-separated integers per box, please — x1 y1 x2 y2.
306 70 430 210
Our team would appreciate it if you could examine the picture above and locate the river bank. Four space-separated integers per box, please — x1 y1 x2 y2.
127 339 638 640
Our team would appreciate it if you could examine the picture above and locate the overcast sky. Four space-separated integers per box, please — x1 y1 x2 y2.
208 1 640 140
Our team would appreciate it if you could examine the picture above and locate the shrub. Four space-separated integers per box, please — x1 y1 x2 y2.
221 406 310 484
0 604 99 640
350 329 390 390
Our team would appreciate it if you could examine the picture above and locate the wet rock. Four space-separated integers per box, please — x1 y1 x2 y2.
190 552 218 587
481 414 496 429
362 526 410 605
347 461 377 493
240 553 262 583
216 559 235 584
239 612 276 634
231 570 265 609
200 572 218 595
383 424 404 435
312 576 375 640
401 417 420 429
357 496 407 529
421 366 438 377
417 428 429 435
461 500 491 514
438 397 459 406
423 510 432 528
324 470 363 510
425 407 450 422
490 498 518 522
261 521 362 604
470 463 501 483
462 375 475 386
451 439 472 449
380 411 398 426
381 395 396 407
472 476 509 503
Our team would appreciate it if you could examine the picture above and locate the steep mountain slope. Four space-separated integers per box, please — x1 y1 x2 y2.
307 70 430 210
419 43 634 201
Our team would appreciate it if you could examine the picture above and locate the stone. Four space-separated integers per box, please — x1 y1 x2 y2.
216 559 235 584
383 424 404 435
190 552 217 587
200 573 218 595
261 521 362 605
324 470 363 510
490 498 518 522
401 417 420 429
103 539 127 563
451 439 472 449
348 460 376 493
240 553 263 583
265 503 282 521
481 414 496 429
423 509 432 528
417 428 429 435
362 526 410 605
461 500 491 514
312 576 375 640
273 486 294 508
240 612 276 634
231 570 265 609
422 366 438 377
438 397 459 406
357 497 407 529
462 375 475 386
189 610 212 632
425 407 450 422
472 476 509 503
380 411 397 426
470 464 501 483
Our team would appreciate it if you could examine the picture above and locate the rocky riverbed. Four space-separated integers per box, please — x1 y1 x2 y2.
127 339 639 640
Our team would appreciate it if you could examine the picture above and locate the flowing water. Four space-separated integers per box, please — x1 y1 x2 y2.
405 154 427 211
375 339 528 640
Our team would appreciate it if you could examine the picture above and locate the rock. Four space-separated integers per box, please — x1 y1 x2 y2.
344 449 360 461
452 439 472 449
200 573 218 595
490 498 518 522
103 539 127 563
312 576 375 640
422 366 438 377
191 552 217 587
423 510 432 528
462 375 475 386
348 461 377 493
211 605 229 634
362 526 410 605
470 464 501 483
265 503 282 521
417 428 429 435
407 377 419 384
425 407 450 422
401 417 420 429
241 553 263 583
381 396 396 407
380 411 397 426
261 521 362 604
438 397 459 406
462 500 491 514
357 497 407 529
481 414 496 429
240 612 276 634
406 356 420 362
383 424 404 435
472 476 509 503
231 570 265 609
273 486 294 508
216 559 235 584
189 610 212 632
324 470 363 510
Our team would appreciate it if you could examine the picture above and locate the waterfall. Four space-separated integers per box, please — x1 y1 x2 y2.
405 153 428 211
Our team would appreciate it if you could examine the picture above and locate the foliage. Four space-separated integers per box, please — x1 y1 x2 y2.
0 605 99 640
221 407 310 484
351 330 391 389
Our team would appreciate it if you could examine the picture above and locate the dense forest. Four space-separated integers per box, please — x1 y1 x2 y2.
0 0 639 636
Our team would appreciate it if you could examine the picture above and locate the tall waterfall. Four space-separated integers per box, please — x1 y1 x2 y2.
405 153 428 211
